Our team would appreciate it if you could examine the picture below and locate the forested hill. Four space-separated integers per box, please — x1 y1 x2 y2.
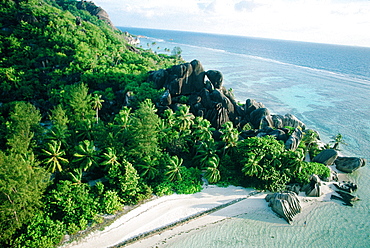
0 1 332 247
0 0 181 246
0 0 177 110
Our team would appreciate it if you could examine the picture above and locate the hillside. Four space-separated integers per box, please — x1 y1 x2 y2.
0 0 181 247
0 0 177 109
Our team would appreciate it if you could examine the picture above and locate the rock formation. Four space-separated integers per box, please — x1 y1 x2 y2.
149 60 306 146
77 1 115 28
285 128 303 150
335 157 366 173
313 149 338 165
331 190 360 206
265 192 301 224
301 174 322 197
333 181 358 193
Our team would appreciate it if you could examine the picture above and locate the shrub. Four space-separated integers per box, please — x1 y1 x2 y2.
13 213 65 248
101 190 124 215
45 180 98 234
293 161 331 184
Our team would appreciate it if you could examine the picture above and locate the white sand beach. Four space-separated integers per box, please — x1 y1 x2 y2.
63 180 339 248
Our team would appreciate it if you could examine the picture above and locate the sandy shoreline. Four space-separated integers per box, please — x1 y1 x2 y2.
62 178 339 248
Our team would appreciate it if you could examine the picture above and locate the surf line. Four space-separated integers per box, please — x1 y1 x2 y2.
110 191 261 247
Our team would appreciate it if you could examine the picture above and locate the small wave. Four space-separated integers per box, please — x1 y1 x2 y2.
140 36 166 43
187 44 228 54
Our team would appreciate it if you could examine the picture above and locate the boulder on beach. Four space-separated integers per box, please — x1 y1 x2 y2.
331 190 360 206
272 114 306 130
301 174 322 197
333 181 358 193
265 192 301 224
313 149 338 165
335 157 366 173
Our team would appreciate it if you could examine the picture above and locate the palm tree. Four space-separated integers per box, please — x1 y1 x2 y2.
174 105 194 132
101 147 120 171
73 140 100 171
241 154 264 177
220 121 240 156
193 141 218 169
330 133 348 150
114 106 131 129
137 156 159 180
302 129 319 159
221 121 239 148
41 140 68 173
75 119 93 141
92 94 104 123
192 117 215 142
280 150 304 177
165 156 184 182
204 155 221 183
68 168 83 184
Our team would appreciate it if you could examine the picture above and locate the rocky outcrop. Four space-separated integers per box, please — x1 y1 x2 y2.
301 174 322 197
333 181 358 193
150 60 307 140
331 190 360 206
77 1 115 28
285 128 303 150
335 157 366 173
16 13 38 24
313 149 338 165
265 192 301 224
271 114 306 130
123 32 140 45
250 108 273 129
286 183 301 195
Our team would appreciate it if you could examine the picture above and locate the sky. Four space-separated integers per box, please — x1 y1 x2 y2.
93 0 370 47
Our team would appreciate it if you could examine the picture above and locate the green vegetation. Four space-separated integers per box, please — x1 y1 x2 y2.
0 0 333 247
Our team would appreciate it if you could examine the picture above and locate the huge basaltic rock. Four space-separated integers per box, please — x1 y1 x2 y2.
160 90 171 106
250 108 273 129
313 149 339 165
149 60 308 137
331 190 360 206
245 98 265 116
265 192 301 224
271 114 306 130
301 174 322 197
335 157 366 173
285 128 303 150
206 70 223 89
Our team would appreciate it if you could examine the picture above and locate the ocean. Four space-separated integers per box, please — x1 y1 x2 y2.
120 27 370 247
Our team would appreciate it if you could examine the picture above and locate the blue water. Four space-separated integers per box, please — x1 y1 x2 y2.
120 27 370 247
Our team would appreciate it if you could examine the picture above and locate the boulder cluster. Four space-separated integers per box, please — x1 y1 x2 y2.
149 60 366 220
149 60 306 150
312 149 366 173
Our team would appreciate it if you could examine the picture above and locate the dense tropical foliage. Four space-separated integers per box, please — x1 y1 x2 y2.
0 0 331 247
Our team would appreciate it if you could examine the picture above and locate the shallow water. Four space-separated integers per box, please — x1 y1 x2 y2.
120 27 370 247
162 167 370 248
